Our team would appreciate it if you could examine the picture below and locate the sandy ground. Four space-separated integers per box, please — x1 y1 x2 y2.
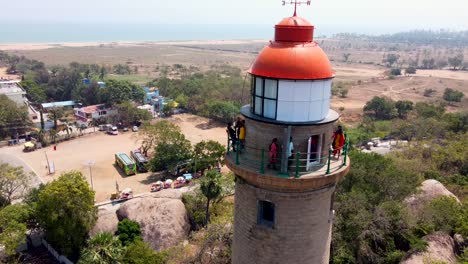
0 67 20 80
0 114 226 202
0 40 267 51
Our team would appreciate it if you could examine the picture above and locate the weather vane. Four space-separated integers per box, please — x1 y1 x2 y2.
282 1 311 16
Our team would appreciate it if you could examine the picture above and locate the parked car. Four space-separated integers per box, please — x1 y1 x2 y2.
123 127 129 132
132 126 139 132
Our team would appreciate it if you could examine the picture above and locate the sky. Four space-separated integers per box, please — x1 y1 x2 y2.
1 0 468 34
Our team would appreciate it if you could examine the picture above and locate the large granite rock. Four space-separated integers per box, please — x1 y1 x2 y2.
404 179 460 213
116 196 190 251
91 206 119 236
401 232 457 264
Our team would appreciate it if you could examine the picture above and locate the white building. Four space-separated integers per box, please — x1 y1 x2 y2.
74 104 114 127
0 81 27 106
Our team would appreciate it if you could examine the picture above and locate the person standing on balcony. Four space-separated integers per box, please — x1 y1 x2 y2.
239 120 246 151
268 138 279 170
287 136 294 170
227 122 237 152
332 126 345 158
235 116 242 139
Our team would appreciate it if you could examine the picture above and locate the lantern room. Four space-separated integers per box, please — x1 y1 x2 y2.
248 16 335 123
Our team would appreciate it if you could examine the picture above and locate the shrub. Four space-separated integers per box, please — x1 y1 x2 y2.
117 219 142 246
390 68 402 76
423 88 436 97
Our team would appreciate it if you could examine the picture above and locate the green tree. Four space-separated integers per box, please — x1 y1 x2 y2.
48 107 65 130
200 170 222 226
0 162 31 205
414 102 445 119
20 79 46 104
418 196 466 236
99 66 107 80
385 54 400 67
339 88 349 98
333 152 425 263
342 53 351 62
200 100 239 123
363 96 396 120
99 79 143 106
78 232 124 264
0 204 31 258
390 68 402 76
405 67 417 75
149 131 192 172
193 140 225 174
137 120 180 157
115 101 152 127
113 64 131 75
123 240 168 264
0 95 31 140
36 171 97 259
117 219 142 246
443 88 464 105
395 100 413 119
448 55 464 70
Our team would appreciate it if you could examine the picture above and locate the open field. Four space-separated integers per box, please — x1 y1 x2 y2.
0 114 226 202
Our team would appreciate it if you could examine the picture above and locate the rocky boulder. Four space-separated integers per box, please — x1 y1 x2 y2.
400 232 457 264
90 206 119 236
116 196 190 251
404 179 460 213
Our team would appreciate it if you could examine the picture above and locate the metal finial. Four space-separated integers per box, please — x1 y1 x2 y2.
282 0 311 16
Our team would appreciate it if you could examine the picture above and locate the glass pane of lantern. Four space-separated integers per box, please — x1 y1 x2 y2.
255 97 263 115
255 77 263 96
264 99 276 119
264 79 277 99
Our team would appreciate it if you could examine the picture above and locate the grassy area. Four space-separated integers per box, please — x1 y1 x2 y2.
106 74 154 84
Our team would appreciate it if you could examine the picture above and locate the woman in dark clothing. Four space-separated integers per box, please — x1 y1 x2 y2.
226 122 237 152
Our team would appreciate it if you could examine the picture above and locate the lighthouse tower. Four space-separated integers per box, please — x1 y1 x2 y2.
226 3 350 264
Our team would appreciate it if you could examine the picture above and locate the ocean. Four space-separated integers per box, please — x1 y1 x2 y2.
0 22 392 43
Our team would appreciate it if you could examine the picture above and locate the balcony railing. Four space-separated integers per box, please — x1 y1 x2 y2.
226 136 349 178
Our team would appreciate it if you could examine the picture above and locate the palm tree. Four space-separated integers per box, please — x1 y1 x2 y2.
88 119 99 133
200 170 222 226
78 232 124 264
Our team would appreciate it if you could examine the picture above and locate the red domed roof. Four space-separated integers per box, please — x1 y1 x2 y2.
248 16 334 80
276 16 313 27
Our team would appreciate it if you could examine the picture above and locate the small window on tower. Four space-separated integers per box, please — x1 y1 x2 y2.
258 200 275 228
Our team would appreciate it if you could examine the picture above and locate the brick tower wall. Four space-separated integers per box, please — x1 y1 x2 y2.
232 179 335 264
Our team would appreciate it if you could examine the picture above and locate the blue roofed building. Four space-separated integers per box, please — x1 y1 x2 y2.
41 101 75 109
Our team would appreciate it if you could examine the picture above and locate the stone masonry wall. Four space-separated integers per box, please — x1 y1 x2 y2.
232 180 335 264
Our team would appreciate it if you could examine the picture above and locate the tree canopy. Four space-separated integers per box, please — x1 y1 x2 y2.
0 162 31 205
363 96 396 120
36 171 97 259
193 140 225 173
0 95 31 140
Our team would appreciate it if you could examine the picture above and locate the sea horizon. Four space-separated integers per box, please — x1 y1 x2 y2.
1 21 457 44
